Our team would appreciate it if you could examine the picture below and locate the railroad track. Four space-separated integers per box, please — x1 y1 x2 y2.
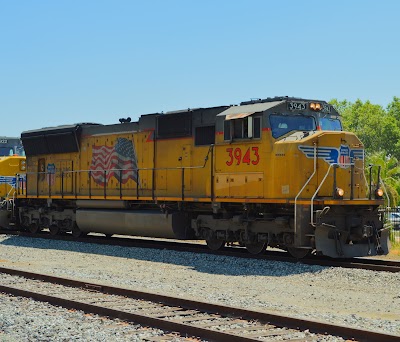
1 229 400 273
0 266 398 341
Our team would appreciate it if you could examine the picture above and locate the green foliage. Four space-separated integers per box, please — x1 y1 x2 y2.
387 96 400 121
330 97 400 206
366 151 400 207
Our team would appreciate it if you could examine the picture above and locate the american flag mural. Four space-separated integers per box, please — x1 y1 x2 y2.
90 138 138 185
338 145 351 168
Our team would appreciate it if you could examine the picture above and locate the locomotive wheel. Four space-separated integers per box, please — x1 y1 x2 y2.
71 223 85 238
245 242 266 255
287 247 311 259
206 239 225 250
28 223 40 234
49 224 60 236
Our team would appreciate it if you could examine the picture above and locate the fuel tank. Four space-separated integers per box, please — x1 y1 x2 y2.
76 209 194 239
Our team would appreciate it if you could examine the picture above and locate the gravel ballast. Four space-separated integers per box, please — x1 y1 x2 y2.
0 234 399 339
0 293 173 342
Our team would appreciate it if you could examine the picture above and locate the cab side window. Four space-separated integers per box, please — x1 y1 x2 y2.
224 116 261 140
253 117 261 138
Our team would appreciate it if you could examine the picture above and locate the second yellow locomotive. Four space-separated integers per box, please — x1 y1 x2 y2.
0 137 25 200
15 97 388 258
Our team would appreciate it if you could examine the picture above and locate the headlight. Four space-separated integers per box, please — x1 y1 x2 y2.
309 102 322 111
375 188 384 199
20 160 26 171
335 187 344 198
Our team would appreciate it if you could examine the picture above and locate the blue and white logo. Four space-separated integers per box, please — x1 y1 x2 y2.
298 144 364 168
0 175 25 188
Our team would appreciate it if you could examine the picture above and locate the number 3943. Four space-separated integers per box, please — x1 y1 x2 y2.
226 147 260 166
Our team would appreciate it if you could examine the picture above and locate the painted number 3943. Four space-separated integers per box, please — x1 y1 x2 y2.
226 147 260 166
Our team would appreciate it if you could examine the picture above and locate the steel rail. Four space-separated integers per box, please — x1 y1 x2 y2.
1 229 399 273
0 285 254 342
0 266 398 342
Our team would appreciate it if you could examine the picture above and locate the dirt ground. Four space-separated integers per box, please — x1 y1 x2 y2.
376 244 400 260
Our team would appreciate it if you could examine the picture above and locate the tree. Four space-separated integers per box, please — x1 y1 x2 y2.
330 98 400 206
330 98 400 160
387 96 400 121
366 151 400 207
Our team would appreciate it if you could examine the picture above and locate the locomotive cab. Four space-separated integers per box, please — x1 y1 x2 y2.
212 98 388 257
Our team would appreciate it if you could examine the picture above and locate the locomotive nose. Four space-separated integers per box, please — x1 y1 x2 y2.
296 131 366 200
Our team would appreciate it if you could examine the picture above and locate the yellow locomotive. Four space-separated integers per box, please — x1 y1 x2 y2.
14 97 389 258
0 137 26 228
0 137 25 200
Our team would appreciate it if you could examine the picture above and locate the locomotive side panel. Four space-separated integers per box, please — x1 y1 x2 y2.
154 107 228 200
25 152 78 197
214 141 264 199
154 136 193 198
214 110 266 200
79 130 140 198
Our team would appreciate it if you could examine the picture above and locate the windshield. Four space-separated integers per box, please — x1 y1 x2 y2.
320 117 342 131
0 145 25 156
270 114 316 138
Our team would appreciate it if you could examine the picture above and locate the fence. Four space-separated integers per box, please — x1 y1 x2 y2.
382 207 400 244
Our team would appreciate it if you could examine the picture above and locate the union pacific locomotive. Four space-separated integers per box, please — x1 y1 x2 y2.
10 97 389 258
0 137 25 199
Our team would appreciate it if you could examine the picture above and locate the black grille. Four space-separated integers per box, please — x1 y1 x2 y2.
157 113 192 139
21 125 82 156
195 126 215 146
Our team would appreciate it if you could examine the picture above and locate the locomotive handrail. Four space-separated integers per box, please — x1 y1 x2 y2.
17 144 214 176
6 187 14 200
309 161 379 226
310 162 340 227
365 164 389 206
378 176 390 208
294 144 317 238
21 165 209 174
304 161 385 227
16 144 215 200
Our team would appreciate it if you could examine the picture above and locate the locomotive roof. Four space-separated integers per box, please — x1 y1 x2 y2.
217 101 284 119
240 96 330 105
21 123 102 156
0 136 21 140
21 123 101 136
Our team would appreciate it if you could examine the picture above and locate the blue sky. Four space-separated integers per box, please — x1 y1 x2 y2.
1 0 399 136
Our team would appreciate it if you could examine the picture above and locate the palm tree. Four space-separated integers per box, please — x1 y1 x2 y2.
366 151 400 207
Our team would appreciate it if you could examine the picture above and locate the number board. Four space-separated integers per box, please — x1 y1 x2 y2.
0 139 8 144
321 104 331 113
287 101 307 111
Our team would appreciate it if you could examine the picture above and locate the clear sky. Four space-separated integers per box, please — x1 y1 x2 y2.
1 0 399 137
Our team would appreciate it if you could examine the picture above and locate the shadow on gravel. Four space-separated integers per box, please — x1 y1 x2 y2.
0 235 326 277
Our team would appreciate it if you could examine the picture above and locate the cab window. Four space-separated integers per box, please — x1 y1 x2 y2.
224 116 261 140
269 114 316 138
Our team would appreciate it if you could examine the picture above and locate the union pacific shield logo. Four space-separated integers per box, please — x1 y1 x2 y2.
298 144 363 169
46 163 56 186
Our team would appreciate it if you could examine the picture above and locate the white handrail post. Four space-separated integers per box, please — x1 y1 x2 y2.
294 143 317 238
